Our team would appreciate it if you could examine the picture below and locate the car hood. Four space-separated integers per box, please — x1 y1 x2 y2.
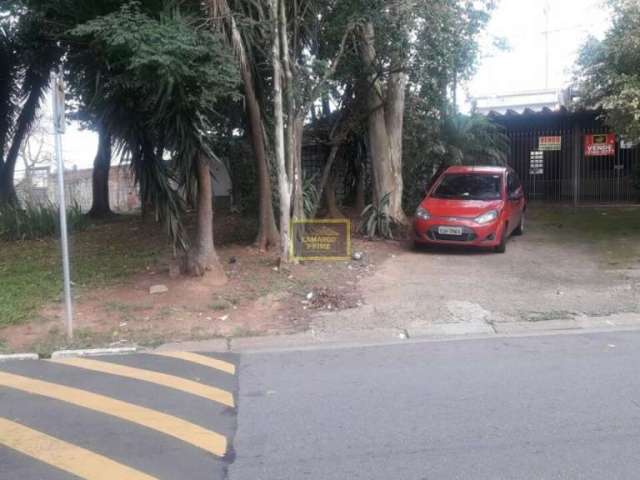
422 197 503 218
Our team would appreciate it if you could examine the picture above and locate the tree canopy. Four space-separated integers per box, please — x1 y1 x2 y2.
1 0 501 261
575 0 640 140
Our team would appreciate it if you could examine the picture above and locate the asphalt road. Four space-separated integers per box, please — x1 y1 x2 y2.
0 352 238 480
230 331 640 480
3 331 640 479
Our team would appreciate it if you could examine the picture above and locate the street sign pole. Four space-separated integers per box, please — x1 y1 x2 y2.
52 66 73 340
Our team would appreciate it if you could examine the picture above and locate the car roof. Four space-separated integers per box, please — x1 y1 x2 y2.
444 165 509 174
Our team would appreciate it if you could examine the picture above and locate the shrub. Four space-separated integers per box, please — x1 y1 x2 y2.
359 192 395 240
303 173 321 218
632 163 640 201
0 202 88 241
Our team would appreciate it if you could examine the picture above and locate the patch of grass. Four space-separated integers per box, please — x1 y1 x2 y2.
528 206 640 264
104 302 150 323
523 310 576 322
209 299 232 311
0 215 166 327
0 203 88 241
154 306 175 319
31 326 116 358
230 326 264 338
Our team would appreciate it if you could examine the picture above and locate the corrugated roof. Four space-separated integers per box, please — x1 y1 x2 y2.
486 106 571 118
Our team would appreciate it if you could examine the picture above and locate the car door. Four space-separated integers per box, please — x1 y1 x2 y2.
506 172 521 234
507 171 525 233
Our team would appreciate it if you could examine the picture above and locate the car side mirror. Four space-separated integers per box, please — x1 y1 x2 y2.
509 190 524 201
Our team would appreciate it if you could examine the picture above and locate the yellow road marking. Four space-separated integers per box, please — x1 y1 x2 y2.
0 417 157 480
52 357 234 408
153 351 236 375
0 371 227 457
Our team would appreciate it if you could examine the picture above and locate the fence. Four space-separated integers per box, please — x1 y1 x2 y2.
498 111 640 205
15 166 140 212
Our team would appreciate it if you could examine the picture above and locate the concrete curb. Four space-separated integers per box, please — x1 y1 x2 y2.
0 353 40 362
153 312 640 354
50 347 139 359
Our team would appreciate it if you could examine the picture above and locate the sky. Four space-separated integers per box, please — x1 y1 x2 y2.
466 0 610 98
24 0 613 173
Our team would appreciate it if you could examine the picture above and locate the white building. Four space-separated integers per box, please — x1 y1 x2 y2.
472 88 572 115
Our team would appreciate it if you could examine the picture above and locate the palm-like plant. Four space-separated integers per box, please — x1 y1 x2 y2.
0 4 61 207
359 192 394 240
440 114 510 166
71 3 239 274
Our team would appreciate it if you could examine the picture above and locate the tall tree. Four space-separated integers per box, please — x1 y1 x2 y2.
206 0 279 250
574 0 640 140
268 0 353 262
88 125 112 217
0 3 59 207
358 19 408 224
351 0 493 225
72 3 240 276
32 0 167 218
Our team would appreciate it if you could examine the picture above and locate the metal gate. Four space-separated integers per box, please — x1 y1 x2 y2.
506 127 639 205
508 128 576 203
579 128 637 203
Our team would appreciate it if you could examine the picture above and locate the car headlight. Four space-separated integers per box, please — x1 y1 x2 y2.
475 210 498 224
415 207 431 220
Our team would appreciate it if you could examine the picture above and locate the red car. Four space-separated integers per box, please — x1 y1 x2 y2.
413 165 526 253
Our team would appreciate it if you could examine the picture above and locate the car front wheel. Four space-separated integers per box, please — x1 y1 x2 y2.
494 227 507 253
513 213 525 236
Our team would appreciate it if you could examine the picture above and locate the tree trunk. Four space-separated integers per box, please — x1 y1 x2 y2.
0 165 18 207
247 101 279 251
384 70 408 224
236 26 279 251
290 115 305 222
0 74 47 209
186 154 225 280
88 126 112 218
310 142 340 220
324 172 343 218
207 0 279 250
271 0 291 263
359 22 407 225
355 161 366 215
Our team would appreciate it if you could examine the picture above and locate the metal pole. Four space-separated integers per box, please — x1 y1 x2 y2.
572 124 580 207
52 70 73 340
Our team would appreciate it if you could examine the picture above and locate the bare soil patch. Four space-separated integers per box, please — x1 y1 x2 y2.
1 212 389 354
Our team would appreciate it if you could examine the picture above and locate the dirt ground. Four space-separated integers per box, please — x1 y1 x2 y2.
3 206 640 353
311 207 640 335
3 233 386 354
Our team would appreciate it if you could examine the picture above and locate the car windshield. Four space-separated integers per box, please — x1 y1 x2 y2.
432 173 502 200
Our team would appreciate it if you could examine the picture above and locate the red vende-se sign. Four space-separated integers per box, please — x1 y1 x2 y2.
584 134 616 156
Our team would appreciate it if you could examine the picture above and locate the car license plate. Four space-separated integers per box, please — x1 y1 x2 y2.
438 226 463 236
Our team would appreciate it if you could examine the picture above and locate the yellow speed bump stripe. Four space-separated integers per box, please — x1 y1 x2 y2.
154 351 236 375
0 371 227 457
52 357 234 408
0 417 158 480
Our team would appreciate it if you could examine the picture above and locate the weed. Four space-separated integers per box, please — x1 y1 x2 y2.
210 300 232 311
359 192 395 240
0 215 165 327
0 202 88 241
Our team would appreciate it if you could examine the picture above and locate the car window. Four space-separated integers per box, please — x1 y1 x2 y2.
507 173 516 194
507 172 523 196
514 173 523 191
432 174 502 201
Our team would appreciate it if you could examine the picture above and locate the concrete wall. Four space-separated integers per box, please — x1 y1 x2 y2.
16 160 233 212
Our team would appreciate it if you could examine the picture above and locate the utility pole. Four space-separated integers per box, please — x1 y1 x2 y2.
52 65 74 340
543 0 551 89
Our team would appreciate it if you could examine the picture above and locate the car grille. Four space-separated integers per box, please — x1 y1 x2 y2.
427 227 476 242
